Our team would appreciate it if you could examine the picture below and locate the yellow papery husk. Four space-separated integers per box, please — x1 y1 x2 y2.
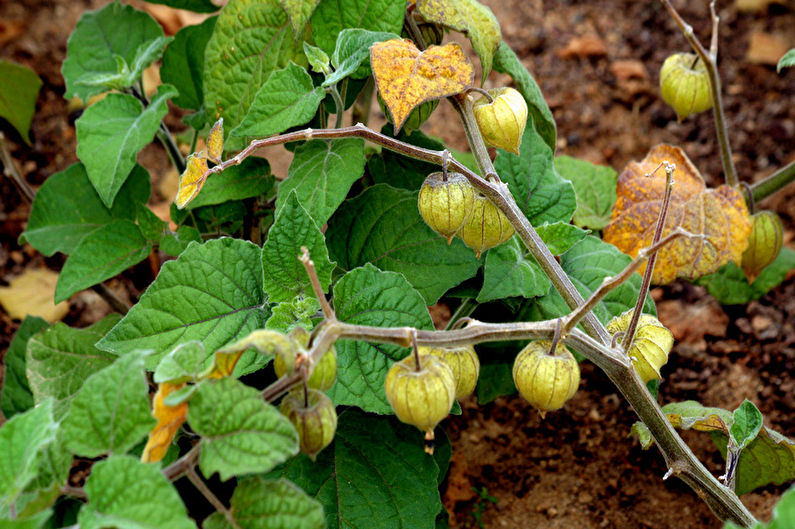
384 354 456 434
512 341 580 415
607 311 674 383
418 344 480 399
457 195 514 257
418 171 476 242
659 53 712 121
473 87 528 155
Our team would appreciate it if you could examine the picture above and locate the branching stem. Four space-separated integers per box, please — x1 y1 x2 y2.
186 466 240 529
162 442 201 481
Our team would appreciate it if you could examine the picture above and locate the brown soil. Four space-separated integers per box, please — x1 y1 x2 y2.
1 1 794 529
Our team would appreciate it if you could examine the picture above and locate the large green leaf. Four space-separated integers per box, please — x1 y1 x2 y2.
494 127 575 226
97 238 269 370
274 409 443 529
310 0 404 55
26 315 121 419
188 378 298 481
535 221 589 255
327 184 479 304
203 477 325 529
327 264 432 413
230 62 325 143
78 455 196 529
323 29 400 86
0 317 49 419
61 350 155 457
698 248 795 305
0 60 42 145
278 0 321 37
262 192 333 303
0 400 56 507
62 2 164 102
21 163 150 257
554 155 617 230
76 84 176 208
478 236 550 303
493 41 556 151
55 220 151 303
153 341 212 384
276 138 366 226
161 16 217 111
203 0 305 130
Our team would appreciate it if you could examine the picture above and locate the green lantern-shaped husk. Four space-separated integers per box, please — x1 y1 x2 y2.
607 311 674 384
280 388 338 460
275 344 337 391
384 354 456 441
418 344 480 399
741 211 783 283
512 340 580 417
472 87 528 155
418 171 476 243
457 195 514 257
659 53 713 121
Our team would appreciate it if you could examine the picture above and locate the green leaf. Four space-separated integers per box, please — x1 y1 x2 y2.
327 264 432 413
203 0 305 130
76 84 176 208
21 163 150 257
0 400 57 507
477 236 550 303
1 317 49 419
144 0 220 14
731 400 764 451
188 378 298 481
266 297 320 334
230 62 325 141
323 29 400 87
0 509 52 529
698 248 795 305
416 0 500 83
535 222 589 255
137 204 167 243
187 158 273 210
62 2 164 102
78 455 196 529
161 16 217 111
310 0 404 55
204 477 324 529
160 225 203 257
777 48 795 73
26 315 121 419
522 236 655 325
274 409 442 529
304 42 331 75
327 184 480 304
276 138 366 226
493 41 556 151
97 238 269 369
0 60 42 145
262 192 333 303
125 36 173 88
54 220 151 303
279 0 321 37
494 127 575 225
367 127 444 190
154 341 212 384
61 350 155 457
554 155 617 230
728 485 795 529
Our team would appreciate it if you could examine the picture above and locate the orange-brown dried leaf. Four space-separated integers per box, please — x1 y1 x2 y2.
141 382 188 463
370 39 474 131
207 118 224 161
202 349 244 380
174 154 209 209
603 144 751 285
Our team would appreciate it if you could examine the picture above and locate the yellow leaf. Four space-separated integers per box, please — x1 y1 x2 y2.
370 39 474 132
0 268 69 323
141 382 188 463
603 144 752 285
207 118 224 162
174 153 209 209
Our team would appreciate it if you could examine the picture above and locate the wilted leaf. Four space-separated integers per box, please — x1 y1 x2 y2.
371 39 474 131
206 118 224 161
603 144 751 284
416 0 501 83
141 382 189 463
175 153 209 209
0 269 69 323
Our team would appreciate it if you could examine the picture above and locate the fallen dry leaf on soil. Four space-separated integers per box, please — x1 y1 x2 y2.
371 39 473 131
603 144 751 284
141 381 188 463
0 268 69 322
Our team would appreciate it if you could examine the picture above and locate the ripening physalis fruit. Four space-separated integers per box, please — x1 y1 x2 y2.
418 171 476 242
512 341 580 416
741 211 783 283
607 311 674 384
457 195 514 257
379 95 439 133
207 118 223 161
384 354 455 438
280 388 337 460
659 53 713 121
274 328 338 391
418 344 480 399
472 87 528 155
